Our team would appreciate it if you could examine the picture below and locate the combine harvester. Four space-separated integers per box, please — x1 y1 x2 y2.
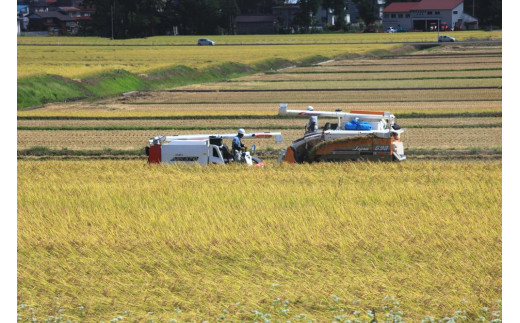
146 132 283 166
277 104 406 163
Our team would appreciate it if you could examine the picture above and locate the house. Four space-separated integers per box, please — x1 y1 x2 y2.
382 0 478 31
58 6 94 34
17 5 30 35
235 16 279 34
272 3 299 31
27 11 75 35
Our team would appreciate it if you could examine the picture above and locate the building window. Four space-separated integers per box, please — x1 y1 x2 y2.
435 11 440 14
427 11 432 15
398 14 403 18
453 10 458 14
391 14 396 18
405 14 410 18
384 14 389 18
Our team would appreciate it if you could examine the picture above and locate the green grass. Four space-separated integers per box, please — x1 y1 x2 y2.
17 75 91 109
16 57 315 110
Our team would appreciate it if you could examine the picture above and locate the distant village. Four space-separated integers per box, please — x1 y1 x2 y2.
17 0 481 37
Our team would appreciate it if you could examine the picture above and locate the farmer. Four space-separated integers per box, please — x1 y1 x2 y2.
232 128 246 152
305 106 318 133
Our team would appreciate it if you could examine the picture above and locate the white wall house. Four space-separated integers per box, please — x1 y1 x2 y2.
383 0 474 31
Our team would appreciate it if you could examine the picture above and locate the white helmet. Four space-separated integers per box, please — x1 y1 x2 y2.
238 128 245 135
307 106 314 111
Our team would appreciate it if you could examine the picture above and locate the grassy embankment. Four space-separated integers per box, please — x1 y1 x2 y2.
17 39 410 109
18 160 502 322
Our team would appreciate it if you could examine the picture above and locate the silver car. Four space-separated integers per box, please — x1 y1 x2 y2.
197 38 215 46
438 35 456 42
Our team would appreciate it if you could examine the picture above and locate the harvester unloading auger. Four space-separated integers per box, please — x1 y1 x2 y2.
277 104 406 163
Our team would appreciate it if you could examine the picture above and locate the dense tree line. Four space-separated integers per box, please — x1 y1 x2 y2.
83 0 499 38
83 0 350 38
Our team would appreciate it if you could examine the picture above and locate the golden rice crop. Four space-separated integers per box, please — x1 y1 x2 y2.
17 43 400 79
17 30 502 45
17 160 502 322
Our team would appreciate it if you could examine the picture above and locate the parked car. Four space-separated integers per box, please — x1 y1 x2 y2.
386 27 397 33
438 35 456 42
197 38 215 46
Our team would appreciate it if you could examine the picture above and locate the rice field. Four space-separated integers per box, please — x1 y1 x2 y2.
17 30 502 45
236 69 501 81
17 41 502 322
17 43 401 79
175 78 501 90
17 160 502 322
16 117 502 129
16 127 502 151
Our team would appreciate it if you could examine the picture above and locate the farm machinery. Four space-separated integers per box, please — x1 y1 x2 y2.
277 104 406 163
146 132 283 166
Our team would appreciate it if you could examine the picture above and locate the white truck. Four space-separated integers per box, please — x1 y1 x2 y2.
146 132 283 166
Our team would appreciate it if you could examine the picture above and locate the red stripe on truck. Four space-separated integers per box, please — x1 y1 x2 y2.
148 145 161 164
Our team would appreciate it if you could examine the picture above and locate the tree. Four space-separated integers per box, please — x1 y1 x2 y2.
322 0 347 30
354 0 376 25
294 0 323 31
219 0 240 34
464 0 501 28
84 0 170 38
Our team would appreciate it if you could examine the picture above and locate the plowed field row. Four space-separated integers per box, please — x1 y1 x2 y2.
323 57 501 66
17 117 502 129
288 63 501 73
180 79 501 90
17 99 502 118
409 45 502 55
17 128 502 151
132 88 502 103
237 70 501 81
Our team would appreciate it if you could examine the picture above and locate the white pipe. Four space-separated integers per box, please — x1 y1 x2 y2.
160 132 283 144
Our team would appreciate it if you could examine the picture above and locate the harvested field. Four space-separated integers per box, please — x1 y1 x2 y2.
410 45 502 55
16 117 502 129
119 88 502 104
288 63 501 73
236 70 502 81
323 56 501 66
17 98 502 118
177 78 502 90
17 127 502 151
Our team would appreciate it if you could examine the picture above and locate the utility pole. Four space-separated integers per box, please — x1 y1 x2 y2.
472 0 475 17
111 0 114 39
437 18 440 40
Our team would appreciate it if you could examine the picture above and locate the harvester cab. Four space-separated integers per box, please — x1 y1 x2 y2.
277 103 406 163
146 132 283 166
